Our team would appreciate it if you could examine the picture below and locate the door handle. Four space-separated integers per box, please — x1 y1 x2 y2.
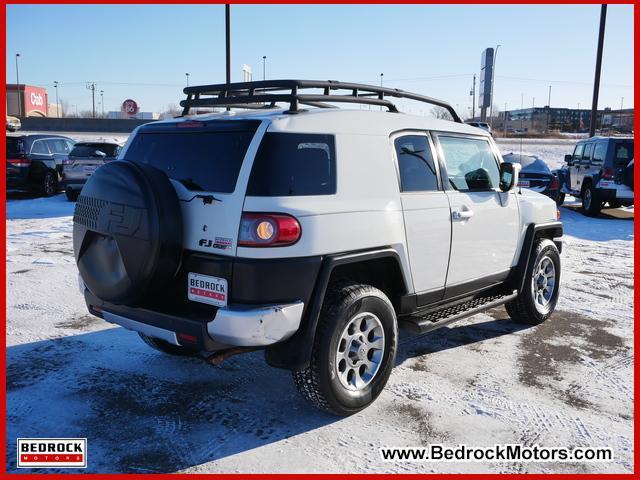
452 209 474 221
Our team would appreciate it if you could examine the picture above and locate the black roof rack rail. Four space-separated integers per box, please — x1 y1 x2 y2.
179 79 462 123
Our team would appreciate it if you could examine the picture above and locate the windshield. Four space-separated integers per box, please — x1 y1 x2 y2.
70 143 120 158
7 137 25 156
123 121 259 193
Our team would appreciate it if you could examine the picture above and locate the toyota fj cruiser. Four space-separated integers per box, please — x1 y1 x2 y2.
73 80 562 415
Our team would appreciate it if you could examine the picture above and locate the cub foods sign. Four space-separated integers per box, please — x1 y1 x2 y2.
24 86 48 116
121 99 139 117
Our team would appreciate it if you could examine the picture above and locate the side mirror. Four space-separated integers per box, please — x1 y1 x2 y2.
499 162 521 192
564 154 574 165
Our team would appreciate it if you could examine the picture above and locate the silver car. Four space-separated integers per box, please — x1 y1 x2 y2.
62 141 121 201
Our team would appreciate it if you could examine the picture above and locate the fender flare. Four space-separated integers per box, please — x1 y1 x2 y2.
265 247 406 371
512 222 563 294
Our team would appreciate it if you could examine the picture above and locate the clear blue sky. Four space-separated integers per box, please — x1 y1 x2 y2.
6 4 634 117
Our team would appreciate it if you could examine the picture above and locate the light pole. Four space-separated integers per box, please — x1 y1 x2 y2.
185 73 190 87
54 81 59 118
546 85 552 133
619 96 624 129
262 56 266 81
15 53 22 117
100 90 104 117
380 73 384 111
488 44 501 128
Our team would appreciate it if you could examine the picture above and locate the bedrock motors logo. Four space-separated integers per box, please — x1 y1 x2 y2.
17 438 87 468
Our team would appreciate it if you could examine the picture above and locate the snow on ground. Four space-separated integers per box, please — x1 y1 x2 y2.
5 149 633 473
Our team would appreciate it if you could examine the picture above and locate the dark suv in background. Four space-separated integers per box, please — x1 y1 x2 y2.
557 136 634 216
62 141 121 201
6 134 75 197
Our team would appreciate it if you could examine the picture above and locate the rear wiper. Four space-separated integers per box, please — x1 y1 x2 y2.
177 178 222 205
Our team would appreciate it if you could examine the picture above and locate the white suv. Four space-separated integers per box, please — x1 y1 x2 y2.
73 80 562 415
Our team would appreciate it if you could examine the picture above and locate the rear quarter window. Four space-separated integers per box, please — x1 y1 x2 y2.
247 133 336 196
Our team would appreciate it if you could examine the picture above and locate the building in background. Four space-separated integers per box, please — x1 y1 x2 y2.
6 84 49 117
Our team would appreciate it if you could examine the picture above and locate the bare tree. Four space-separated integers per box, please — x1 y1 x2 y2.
430 106 453 121
160 103 182 119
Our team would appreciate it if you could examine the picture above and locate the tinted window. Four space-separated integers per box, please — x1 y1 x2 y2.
592 142 607 163
247 133 336 196
31 140 50 155
7 137 24 156
581 143 593 162
71 144 119 158
124 124 258 193
48 138 72 154
395 135 438 192
614 141 634 165
438 136 500 191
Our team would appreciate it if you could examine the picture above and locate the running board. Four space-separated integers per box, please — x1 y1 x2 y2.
399 290 518 334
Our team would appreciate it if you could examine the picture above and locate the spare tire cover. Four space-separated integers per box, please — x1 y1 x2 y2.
73 160 182 304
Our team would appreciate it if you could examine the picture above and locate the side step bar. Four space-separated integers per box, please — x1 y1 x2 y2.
399 290 518 334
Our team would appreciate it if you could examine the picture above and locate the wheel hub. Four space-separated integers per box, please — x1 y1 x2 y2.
335 312 385 391
532 255 556 312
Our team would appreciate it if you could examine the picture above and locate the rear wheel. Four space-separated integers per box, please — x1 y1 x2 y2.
506 239 560 325
293 282 398 416
41 171 58 197
581 184 601 217
138 333 199 356
65 189 80 202
556 192 565 207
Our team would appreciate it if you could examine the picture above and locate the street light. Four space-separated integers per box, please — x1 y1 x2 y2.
54 81 59 118
488 44 501 128
185 72 190 87
100 90 104 117
380 73 384 111
262 56 266 81
15 53 21 117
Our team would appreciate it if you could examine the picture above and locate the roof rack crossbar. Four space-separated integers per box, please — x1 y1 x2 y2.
179 79 461 122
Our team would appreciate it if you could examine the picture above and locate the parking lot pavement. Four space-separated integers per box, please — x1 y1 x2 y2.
6 195 633 473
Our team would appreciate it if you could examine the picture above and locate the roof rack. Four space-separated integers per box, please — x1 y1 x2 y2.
179 79 462 123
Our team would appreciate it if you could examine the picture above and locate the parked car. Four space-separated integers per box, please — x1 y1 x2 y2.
465 121 492 135
62 141 122 201
6 134 75 196
6 115 21 132
503 153 561 205
557 136 634 216
73 80 562 416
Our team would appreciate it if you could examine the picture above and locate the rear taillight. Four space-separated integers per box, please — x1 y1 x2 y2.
549 176 560 190
602 167 615 180
7 158 31 167
238 213 301 247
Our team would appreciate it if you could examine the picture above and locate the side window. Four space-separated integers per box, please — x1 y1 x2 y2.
247 133 336 196
31 140 50 155
65 140 75 153
592 142 607 164
581 143 593 163
48 139 69 154
394 135 438 192
573 144 584 161
438 136 500 191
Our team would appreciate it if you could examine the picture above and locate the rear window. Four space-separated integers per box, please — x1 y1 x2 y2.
614 141 634 165
124 122 258 193
71 143 119 158
247 133 336 196
7 137 24 156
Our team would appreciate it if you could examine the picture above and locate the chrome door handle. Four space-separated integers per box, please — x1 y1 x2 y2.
452 209 474 221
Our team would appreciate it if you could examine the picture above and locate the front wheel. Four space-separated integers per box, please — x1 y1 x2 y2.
293 282 398 416
506 239 560 325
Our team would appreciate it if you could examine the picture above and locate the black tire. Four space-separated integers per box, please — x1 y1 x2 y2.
41 170 58 197
556 192 565 207
138 333 199 356
65 189 80 202
293 282 398 416
581 183 601 217
506 239 560 325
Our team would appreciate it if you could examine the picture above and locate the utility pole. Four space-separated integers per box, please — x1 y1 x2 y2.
54 81 59 118
546 85 552 133
503 102 508 137
619 96 624 129
225 5 231 85
86 82 97 118
488 44 501 128
185 72 190 87
262 56 266 81
471 74 476 120
589 4 607 137
100 90 104 117
380 73 384 111
531 97 535 132
15 53 21 117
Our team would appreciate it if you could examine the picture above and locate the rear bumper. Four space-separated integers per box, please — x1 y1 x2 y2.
84 289 304 350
